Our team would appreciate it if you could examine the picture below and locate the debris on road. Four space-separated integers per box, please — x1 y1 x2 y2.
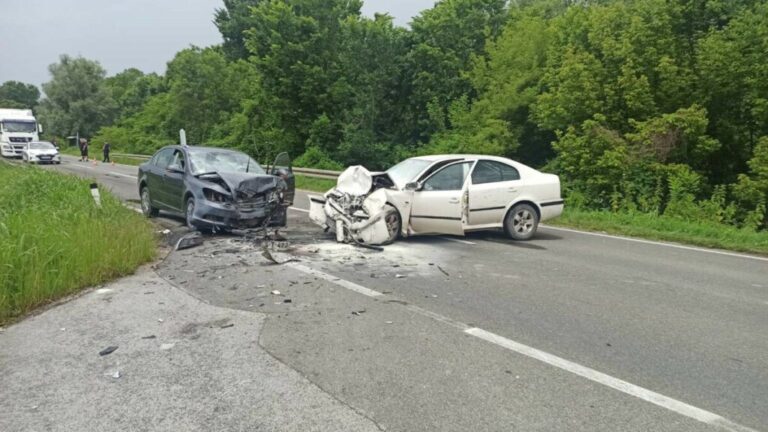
141 335 156 340
111 371 121 379
98 346 118 356
395 274 405 279
176 232 205 251
262 248 298 265
283 299 293 304
220 323 235 329
271 290 281 296
160 343 175 350
157 318 164 323
385 321 394 324
437 265 450 277
351 310 366 316
159 229 171 235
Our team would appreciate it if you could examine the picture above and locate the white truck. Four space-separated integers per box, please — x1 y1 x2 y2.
0 108 42 158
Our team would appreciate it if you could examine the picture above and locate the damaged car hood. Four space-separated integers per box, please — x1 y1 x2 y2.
200 171 282 196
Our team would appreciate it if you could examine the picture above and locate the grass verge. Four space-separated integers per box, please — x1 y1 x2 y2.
550 208 768 255
0 162 157 324
295 174 337 193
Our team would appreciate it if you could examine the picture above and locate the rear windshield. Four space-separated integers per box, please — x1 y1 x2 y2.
188 148 265 175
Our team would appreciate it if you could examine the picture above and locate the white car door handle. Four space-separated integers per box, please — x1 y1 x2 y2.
448 198 460 204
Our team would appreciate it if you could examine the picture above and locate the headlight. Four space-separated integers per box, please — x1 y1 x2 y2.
203 188 230 203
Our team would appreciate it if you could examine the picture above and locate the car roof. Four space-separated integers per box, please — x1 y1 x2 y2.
411 154 517 163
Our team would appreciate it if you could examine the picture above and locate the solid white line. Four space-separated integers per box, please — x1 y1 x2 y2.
436 236 476 245
286 262 383 298
541 225 768 263
465 328 757 432
289 207 309 213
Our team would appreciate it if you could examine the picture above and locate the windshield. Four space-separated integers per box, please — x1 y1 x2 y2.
188 148 265 175
29 142 54 150
2 121 37 133
386 158 432 188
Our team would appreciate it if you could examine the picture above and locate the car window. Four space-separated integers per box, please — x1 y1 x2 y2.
169 150 186 171
153 148 174 168
471 160 520 185
422 162 473 191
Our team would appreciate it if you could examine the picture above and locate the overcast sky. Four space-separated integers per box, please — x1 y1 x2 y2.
0 0 436 90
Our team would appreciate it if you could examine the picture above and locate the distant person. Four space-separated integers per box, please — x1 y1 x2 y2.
102 142 111 163
80 138 89 162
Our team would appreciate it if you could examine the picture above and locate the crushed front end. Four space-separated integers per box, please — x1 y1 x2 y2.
309 166 399 246
193 172 289 230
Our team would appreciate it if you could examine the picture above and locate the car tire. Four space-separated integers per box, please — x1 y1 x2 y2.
140 187 159 218
505 203 539 241
185 196 197 229
381 205 401 245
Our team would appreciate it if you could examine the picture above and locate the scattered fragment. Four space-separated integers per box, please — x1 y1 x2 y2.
160 343 175 350
60 328 66 331
352 310 366 316
160 229 171 235
144 291 154 295
437 265 450 277
0 327 5 333
257 284 266 289
220 323 235 329
95 288 113 294
157 318 164 323
99 346 118 356
175 232 204 251
262 248 298 265
395 274 405 279
271 290 281 296
141 335 156 340
283 299 293 304
385 321 394 324
111 371 121 379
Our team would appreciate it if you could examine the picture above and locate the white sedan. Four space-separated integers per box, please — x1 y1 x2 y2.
309 155 564 245
22 141 61 164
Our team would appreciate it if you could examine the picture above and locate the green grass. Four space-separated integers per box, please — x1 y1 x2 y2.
0 162 157 324
551 208 768 255
295 174 337 192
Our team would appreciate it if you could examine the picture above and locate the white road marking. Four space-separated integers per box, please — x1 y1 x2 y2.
465 327 757 432
289 264 756 432
541 225 768 263
289 207 309 213
436 236 476 245
286 263 383 298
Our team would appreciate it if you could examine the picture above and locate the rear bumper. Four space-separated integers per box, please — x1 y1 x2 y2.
540 200 564 221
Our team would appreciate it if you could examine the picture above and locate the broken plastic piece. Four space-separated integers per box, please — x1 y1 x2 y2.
99 346 118 356
176 232 204 251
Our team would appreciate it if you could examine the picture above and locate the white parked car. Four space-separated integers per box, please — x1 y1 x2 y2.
309 155 564 246
22 141 60 164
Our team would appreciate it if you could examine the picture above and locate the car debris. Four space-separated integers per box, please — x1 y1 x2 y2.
98 346 119 356
271 290 281 296
111 371 121 379
175 232 205 251
160 343 175 350
437 265 450 277
395 274 406 279
262 248 298 265
141 335 157 340
220 323 235 329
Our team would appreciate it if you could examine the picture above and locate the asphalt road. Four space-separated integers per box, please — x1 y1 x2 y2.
28 155 768 431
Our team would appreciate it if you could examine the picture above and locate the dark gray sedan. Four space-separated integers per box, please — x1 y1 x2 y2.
138 145 295 230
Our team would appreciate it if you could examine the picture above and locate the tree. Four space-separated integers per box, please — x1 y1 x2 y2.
37 55 116 137
0 81 40 109
215 0 262 60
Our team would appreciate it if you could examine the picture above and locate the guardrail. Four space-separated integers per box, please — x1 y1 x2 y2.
110 153 342 179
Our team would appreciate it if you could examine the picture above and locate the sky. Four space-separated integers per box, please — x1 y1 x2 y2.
0 0 436 89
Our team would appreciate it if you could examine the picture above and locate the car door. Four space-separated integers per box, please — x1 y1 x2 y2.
466 160 522 227
270 152 295 205
146 148 174 209
409 161 474 236
163 149 187 212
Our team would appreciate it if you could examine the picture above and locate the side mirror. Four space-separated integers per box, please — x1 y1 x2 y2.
405 181 421 191
38 124 43 134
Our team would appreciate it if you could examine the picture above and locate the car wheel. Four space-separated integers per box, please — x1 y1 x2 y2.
185 197 197 229
140 187 159 218
381 205 401 245
505 203 539 241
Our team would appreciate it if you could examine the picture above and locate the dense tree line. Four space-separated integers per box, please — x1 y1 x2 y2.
29 0 768 229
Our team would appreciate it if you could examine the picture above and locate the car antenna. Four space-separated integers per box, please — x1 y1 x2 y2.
246 154 251 173
179 129 188 147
